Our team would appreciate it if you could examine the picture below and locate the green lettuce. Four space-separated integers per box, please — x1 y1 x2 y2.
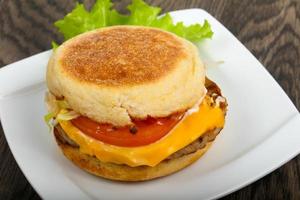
56 111 79 121
51 41 59 49
44 112 55 129
53 0 213 44
44 100 77 130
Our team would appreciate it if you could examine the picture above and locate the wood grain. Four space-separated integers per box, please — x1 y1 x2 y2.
0 0 299 199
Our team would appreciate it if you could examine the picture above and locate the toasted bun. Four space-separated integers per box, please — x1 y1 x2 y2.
56 134 212 181
47 26 206 126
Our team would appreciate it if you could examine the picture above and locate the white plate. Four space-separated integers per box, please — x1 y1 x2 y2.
0 9 299 200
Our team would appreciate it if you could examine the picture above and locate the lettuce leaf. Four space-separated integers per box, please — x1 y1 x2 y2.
126 0 161 26
54 0 112 40
44 112 55 129
168 20 213 42
51 41 59 50
44 100 78 130
56 99 71 109
56 110 79 121
53 0 213 44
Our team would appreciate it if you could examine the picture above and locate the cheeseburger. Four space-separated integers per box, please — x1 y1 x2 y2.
46 26 227 181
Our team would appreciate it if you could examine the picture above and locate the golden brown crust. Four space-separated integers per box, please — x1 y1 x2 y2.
47 26 205 126
55 132 212 181
59 26 188 86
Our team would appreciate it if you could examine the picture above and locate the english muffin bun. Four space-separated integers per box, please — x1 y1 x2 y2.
47 26 206 126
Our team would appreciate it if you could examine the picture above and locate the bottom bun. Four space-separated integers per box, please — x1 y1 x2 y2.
55 134 212 181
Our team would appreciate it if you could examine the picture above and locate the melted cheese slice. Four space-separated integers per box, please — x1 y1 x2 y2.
59 97 225 167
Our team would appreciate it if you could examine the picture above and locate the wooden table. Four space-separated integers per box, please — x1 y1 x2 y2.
0 0 299 199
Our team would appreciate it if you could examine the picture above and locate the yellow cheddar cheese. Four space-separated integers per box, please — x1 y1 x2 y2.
58 97 224 167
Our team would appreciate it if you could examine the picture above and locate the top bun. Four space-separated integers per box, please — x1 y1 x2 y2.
46 26 206 126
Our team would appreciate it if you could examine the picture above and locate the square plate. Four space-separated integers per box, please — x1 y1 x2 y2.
0 9 299 200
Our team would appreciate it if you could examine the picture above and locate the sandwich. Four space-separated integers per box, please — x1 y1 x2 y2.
45 26 227 181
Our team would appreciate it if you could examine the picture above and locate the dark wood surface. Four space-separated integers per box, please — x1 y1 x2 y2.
0 0 299 199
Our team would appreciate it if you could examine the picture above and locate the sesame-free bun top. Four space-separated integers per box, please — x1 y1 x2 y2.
47 26 206 126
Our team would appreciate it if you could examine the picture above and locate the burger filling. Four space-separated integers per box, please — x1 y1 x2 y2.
46 79 227 167
54 124 222 161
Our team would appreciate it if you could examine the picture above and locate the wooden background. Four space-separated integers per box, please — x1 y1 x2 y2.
0 0 299 199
